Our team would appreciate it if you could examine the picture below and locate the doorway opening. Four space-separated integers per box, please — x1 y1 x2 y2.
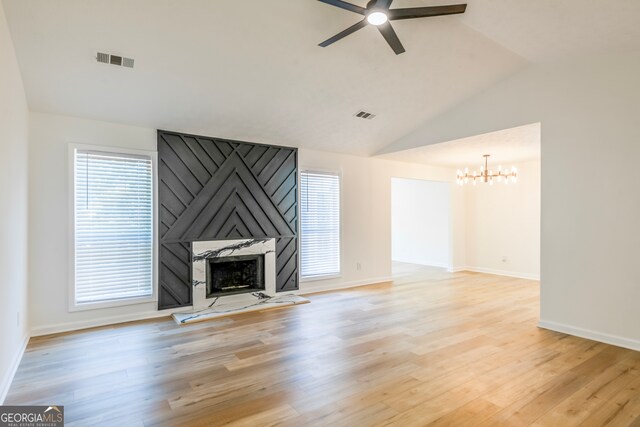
391 177 452 277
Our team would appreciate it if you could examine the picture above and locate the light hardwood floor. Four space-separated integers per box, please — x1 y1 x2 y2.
7 267 640 426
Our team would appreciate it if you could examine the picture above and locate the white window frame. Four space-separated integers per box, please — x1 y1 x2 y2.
298 168 343 282
68 143 158 311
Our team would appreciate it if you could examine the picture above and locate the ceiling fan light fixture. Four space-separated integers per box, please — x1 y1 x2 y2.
367 11 388 26
317 0 467 54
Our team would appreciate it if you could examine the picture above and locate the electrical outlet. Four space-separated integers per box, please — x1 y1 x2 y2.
356 262 362 271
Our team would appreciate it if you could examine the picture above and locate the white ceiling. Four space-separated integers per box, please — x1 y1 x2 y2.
3 1 639 156
460 0 640 63
378 122 540 167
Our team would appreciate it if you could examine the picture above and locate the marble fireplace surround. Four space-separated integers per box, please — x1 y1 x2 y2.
192 238 276 309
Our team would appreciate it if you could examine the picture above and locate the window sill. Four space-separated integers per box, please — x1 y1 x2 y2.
69 295 156 312
300 273 342 283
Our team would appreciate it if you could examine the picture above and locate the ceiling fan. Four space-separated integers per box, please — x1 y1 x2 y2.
318 0 467 55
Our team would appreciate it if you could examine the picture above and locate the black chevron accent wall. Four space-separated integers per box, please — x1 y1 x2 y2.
157 130 298 310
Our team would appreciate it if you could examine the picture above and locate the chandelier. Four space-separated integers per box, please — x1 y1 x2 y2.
456 155 517 186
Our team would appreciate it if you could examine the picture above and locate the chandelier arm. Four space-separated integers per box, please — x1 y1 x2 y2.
457 154 518 186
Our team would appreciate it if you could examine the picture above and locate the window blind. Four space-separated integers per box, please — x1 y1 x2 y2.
74 150 153 305
300 171 340 278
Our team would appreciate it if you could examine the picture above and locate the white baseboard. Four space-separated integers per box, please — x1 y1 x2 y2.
538 320 640 352
410 262 451 269
394 260 450 269
29 276 395 336
29 267 535 337
295 276 394 295
30 307 194 337
0 333 29 404
450 266 540 280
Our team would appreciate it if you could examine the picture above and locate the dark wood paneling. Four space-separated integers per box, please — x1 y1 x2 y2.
157 130 298 309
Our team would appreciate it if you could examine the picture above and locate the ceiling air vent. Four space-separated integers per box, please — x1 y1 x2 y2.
96 51 135 69
354 110 376 120
96 52 110 64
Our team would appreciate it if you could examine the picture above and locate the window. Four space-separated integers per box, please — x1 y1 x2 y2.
300 171 340 279
73 148 154 307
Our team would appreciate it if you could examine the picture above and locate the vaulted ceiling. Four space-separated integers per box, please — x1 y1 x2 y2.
3 0 640 156
378 122 540 167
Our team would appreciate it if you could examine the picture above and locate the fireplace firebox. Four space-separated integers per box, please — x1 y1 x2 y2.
206 254 265 297
192 238 276 309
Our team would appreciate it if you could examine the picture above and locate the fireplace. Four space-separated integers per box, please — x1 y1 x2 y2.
192 238 276 309
207 254 265 297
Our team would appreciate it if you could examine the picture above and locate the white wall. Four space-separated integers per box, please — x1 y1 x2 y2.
28 113 162 336
465 159 540 279
385 50 640 350
26 114 542 339
298 148 464 293
27 114 465 334
391 178 451 268
0 2 29 403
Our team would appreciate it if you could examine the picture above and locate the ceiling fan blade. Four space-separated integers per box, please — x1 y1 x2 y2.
317 0 366 15
389 4 467 20
375 0 394 8
319 19 368 47
377 22 405 55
